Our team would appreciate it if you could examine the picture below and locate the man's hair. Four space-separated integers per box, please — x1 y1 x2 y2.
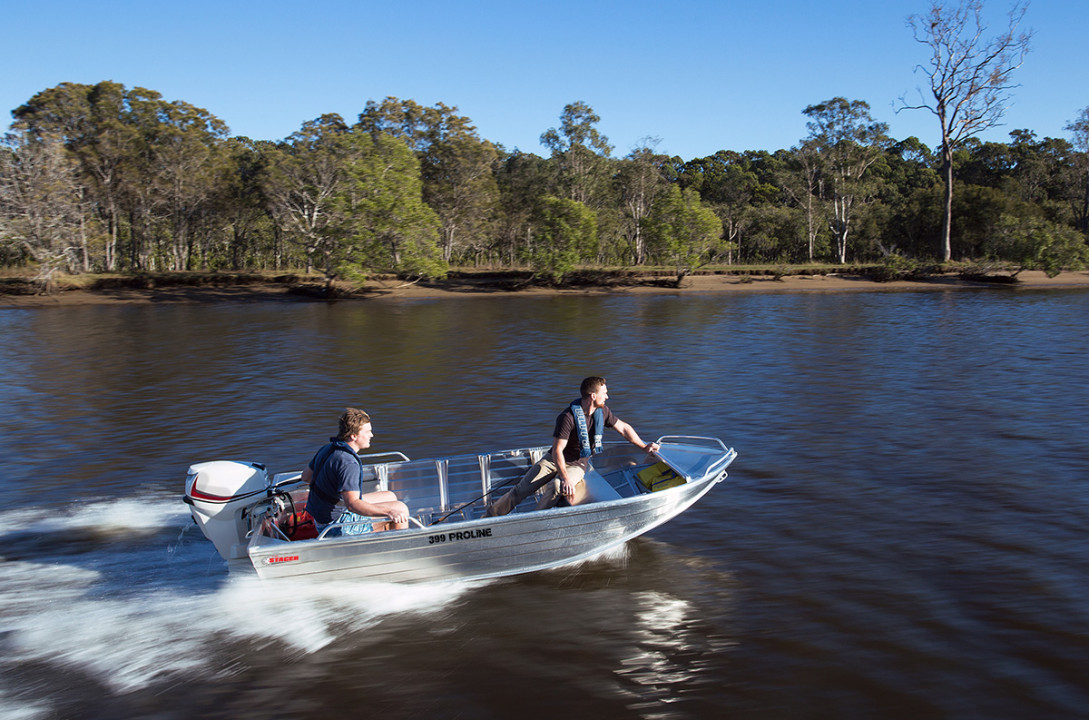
337 407 371 440
580 376 607 397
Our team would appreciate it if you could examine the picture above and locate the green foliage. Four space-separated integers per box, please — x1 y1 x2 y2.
646 185 724 284
614 144 670 265
869 253 939 282
951 183 1026 259
526 196 597 283
5 81 1089 285
493 151 551 266
339 131 445 279
358 97 500 265
803 97 890 264
262 114 351 280
746 204 805 262
540 102 613 207
990 215 1088 277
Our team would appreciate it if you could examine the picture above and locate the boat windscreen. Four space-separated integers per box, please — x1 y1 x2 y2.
654 444 729 480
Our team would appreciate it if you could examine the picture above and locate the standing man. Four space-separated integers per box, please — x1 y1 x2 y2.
486 377 660 516
303 407 409 535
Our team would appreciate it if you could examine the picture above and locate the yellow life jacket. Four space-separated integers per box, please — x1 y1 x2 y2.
637 461 685 492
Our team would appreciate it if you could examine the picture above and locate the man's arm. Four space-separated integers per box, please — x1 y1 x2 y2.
612 419 660 453
552 436 580 497
341 490 408 525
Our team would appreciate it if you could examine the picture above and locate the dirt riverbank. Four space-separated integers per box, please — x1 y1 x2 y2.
3 270 1088 308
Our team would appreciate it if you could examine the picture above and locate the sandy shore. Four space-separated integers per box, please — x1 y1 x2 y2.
3 270 1089 308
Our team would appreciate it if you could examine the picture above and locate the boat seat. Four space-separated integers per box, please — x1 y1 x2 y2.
580 468 623 503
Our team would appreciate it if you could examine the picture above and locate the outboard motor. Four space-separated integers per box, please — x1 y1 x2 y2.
184 460 270 560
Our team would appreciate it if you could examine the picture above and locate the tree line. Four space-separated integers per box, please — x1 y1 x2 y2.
2 5 1087 284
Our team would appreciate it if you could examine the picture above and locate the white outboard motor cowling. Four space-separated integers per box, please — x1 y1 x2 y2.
184 460 270 560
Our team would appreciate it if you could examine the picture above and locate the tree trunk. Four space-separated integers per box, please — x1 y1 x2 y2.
806 192 816 263
79 190 90 272
829 188 852 265
106 201 118 271
442 226 455 263
941 145 954 262
833 193 850 265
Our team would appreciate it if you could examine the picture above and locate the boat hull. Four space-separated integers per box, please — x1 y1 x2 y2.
186 436 737 584
248 469 725 583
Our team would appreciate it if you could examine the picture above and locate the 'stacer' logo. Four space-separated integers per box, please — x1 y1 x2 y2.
265 555 300 565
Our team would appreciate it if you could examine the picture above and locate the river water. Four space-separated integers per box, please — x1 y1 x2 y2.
1 288 1087 719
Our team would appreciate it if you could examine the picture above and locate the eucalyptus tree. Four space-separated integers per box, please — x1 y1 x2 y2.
776 142 824 262
216 137 276 270
13 81 139 270
99 91 231 271
952 131 1076 233
874 137 940 257
13 82 234 272
0 131 87 279
955 137 1013 188
902 0 1032 261
145 98 230 270
803 97 889 264
1001 129 1079 218
494 151 552 265
989 214 1088 277
678 151 775 264
526 195 597 282
121 86 178 270
338 130 444 279
1064 107 1089 234
540 101 614 207
615 141 670 265
358 97 500 264
646 185 724 285
262 114 351 278
357 97 432 152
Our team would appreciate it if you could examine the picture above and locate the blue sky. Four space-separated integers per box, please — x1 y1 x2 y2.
4 0 1086 159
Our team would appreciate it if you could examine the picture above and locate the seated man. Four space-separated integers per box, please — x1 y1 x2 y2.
486 376 659 516
303 407 409 536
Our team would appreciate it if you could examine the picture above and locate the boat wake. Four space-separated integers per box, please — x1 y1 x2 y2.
0 495 187 537
0 497 486 694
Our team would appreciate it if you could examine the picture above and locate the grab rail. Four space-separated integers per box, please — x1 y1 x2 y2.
703 450 738 479
656 436 730 452
314 514 425 539
357 451 411 464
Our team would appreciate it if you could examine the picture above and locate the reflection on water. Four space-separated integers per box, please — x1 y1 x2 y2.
618 591 702 705
1 290 1088 718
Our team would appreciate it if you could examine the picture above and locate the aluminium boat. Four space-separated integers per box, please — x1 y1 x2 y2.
183 436 737 583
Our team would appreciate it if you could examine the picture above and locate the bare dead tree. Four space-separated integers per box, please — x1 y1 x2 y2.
900 0 1032 262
